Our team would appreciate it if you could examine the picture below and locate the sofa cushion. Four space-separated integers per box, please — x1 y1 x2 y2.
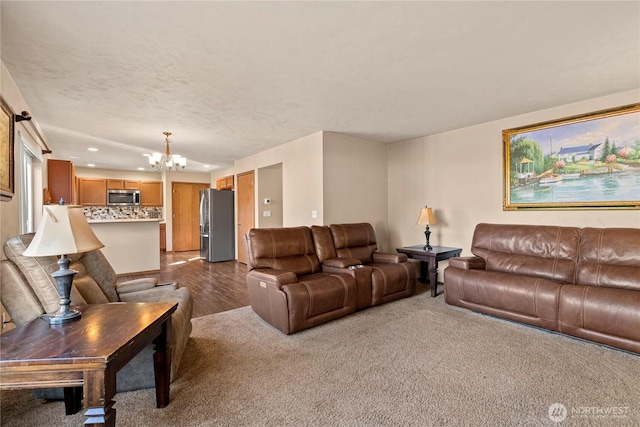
577 227 640 292
245 227 321 276
329 223 377 264
444 267 561 331
558 284 640 353
471 223 580 284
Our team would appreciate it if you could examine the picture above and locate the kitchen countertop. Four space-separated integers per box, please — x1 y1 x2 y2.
87 218 163 224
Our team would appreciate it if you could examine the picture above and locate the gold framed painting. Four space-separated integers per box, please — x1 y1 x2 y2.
0 96 15 201
503 103 640 210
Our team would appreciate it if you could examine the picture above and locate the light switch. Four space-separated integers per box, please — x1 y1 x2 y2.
311 210 318 219
263 210 271 217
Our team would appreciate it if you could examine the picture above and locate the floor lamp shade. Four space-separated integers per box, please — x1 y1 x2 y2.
23 205 104 324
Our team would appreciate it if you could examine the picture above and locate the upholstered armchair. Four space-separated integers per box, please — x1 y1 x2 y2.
244 226 357 334
1 233 193 397
312 223 416 307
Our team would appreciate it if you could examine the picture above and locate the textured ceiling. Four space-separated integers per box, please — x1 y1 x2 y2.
2 1 639 172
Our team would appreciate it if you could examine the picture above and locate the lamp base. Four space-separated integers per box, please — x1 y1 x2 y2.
42 254 82 325
423 225 433 251
41 309 82 325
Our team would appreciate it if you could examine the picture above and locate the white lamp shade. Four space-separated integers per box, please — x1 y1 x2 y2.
416 207 437 225
23 205 104 257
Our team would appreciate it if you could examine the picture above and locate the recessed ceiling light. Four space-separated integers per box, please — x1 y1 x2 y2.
88 148 98 152
203 165 210 168
69 156 80 159
137 167 145 171
142 153 151 157
87 164 95 167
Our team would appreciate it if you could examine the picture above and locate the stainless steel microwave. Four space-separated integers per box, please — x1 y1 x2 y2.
107 189 140 206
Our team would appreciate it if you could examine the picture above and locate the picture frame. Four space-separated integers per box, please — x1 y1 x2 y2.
0 96 15 202
503 103 640 210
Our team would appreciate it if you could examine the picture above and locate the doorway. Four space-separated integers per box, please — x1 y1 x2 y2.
172 182 210 252
236 170 255 264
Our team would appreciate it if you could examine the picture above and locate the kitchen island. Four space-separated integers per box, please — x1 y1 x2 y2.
88 218 160 274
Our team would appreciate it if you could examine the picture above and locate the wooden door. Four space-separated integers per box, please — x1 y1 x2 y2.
172 182 209 252
236 171 255 264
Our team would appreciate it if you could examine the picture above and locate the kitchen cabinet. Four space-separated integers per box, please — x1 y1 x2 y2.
216 175 234 190
78 178 107 206
107 179 140 190
140 181 163 206
160 223 166 252
125 180 140 190
47 159 77 204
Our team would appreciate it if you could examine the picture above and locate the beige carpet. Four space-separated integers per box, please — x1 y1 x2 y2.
2 287 639 426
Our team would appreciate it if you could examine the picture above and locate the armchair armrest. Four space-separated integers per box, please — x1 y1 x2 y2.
115 278 159 294
373 252 407 264
118 285 179 302
448 256 486 270
323 258 361 269
246 268 298 290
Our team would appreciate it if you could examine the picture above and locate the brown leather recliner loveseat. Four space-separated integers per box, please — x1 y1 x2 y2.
244 223 416 334
444 223 640 354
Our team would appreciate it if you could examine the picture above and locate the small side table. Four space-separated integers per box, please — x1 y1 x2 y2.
396 245 462 297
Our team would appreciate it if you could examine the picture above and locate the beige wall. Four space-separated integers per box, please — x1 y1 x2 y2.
323 132 390 250
388 89 640 280
0 62 48 259
75 167 162 181
234 131 324 227
257 163 283 228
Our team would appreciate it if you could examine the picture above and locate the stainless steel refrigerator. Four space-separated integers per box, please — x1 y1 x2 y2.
199 189 235 262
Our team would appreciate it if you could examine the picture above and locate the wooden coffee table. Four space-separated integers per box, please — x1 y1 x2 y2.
0 302 177 426
397 245 462 297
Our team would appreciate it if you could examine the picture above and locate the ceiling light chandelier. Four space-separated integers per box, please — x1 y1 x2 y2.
149 131 187 172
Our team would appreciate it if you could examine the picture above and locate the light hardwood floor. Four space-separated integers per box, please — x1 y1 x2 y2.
119 251 250 319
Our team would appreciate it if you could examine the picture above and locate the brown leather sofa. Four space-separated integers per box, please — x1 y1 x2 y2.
444 223 640 354
244 223 416 334
244 226 357 334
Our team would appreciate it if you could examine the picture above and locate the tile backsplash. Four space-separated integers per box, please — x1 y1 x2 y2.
84 206 163 220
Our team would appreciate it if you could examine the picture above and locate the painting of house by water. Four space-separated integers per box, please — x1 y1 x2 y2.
556 143 604 163
503 103 640 210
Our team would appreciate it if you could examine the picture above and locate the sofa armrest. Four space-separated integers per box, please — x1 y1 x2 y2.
323 257 361 269
118 284 179 302
448 256 486 270
373 252 407 264
115 278 160 294
247 269 298 290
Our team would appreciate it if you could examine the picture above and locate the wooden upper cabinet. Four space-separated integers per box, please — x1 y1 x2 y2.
124 180 140 190
107 179 124 189
47 159 77 205
107 179 140 190
78 178 107 206
140 181 163 206
216 175 234 190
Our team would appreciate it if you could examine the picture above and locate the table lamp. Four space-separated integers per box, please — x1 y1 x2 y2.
23 203 104 324
416 206 437 251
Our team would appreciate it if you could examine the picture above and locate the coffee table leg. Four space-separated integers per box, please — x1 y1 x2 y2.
64 386 82 415
84 371 116 427
153 317 172 408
